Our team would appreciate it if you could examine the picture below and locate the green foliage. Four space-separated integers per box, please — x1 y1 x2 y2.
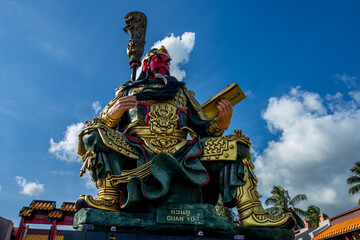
215 195 237 222
347 161 360 206
265 186 307 229
304 205 321 229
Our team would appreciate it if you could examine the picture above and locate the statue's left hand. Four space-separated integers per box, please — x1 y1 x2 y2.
216 99 233 130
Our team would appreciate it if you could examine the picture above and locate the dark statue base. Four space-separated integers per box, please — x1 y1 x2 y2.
71 204 294 240
65 232 232 240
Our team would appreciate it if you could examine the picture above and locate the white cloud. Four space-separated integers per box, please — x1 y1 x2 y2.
92 101 101 114
244 90 255 99
49 122 84 162
349 90 360 104
82 174 97 190
335 73 358 88
15 176 44 197
137 32 195 81
254 86 360 217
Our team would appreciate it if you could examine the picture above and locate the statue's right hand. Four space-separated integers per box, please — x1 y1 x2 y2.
107 96 137 120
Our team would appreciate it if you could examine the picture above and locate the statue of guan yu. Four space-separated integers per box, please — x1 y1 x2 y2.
75 12 295 237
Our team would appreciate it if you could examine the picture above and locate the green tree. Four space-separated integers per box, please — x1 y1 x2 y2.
215 195 237 222
347 161 360 206
265 185 307 229
304 205 320 229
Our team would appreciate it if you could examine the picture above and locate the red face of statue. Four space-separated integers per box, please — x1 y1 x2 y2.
143 54 170 79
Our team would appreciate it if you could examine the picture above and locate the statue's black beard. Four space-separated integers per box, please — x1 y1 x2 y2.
123 69 185 101
155 67 170 76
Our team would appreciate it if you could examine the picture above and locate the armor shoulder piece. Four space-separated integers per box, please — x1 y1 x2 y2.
77 122 139 160
182 88 210 121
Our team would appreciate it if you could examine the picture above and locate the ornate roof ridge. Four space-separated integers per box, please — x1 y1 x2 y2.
19 201 76 219
313 216 360 240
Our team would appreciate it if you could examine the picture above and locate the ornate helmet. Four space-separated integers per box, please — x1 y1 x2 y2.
144 46 171 60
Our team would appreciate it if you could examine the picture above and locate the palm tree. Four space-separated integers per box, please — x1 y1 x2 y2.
347 161 360 206
215 195 237 222
265 185 307 229
305 205 321 229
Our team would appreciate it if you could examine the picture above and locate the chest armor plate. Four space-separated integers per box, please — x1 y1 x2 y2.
127 85 189 154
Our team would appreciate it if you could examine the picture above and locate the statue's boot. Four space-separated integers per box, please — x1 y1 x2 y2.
235 158 296 229
76 175 120 212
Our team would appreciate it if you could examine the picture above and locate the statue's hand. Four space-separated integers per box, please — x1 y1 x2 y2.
107 96 137 120
216 99 233 130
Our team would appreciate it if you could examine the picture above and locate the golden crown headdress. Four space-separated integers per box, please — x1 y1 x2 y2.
144 46 171 60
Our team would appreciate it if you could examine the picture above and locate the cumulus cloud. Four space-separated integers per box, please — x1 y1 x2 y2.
92 101 101 114
49 122 84 162
15 176 44 197
136 32 195 81
254 86 360 216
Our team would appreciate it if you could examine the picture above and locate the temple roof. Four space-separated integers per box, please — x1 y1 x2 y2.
22 229 65 240
23 234 64 240
29 200 55 211
48 210 63 219
19 207 32 217
312 216 360 239
60 202 76 212
19 201 75 221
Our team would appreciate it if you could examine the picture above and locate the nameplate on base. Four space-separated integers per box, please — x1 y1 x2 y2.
156 208 205 225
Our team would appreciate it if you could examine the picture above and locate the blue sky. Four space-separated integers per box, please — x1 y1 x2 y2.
1 0 360 227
